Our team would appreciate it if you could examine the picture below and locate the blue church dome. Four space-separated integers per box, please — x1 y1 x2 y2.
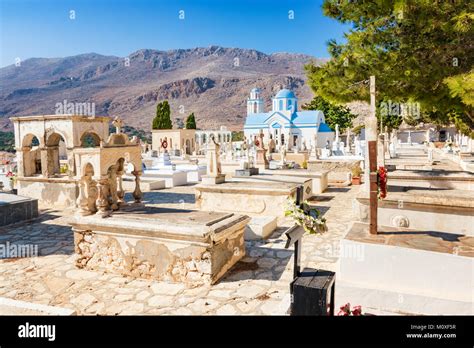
274 89 296 99
251 87 261 92
318 123 333 132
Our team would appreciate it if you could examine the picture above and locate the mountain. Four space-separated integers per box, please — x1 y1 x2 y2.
0 46 327 131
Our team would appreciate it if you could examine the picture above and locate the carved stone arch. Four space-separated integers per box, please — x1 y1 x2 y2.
116 157 126 172
21 133 42 148
81 162 96 177
20 133 43 176
80 131 101 147
46 131 67 147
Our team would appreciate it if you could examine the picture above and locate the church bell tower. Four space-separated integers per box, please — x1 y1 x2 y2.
247 88 264 115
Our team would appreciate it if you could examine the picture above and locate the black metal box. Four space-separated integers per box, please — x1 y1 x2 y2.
290 267 335 316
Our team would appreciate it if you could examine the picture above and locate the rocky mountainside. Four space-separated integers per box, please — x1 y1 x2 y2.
0 46 327 131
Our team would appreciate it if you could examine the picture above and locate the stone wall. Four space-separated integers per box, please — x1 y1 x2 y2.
17 178 78 209
271 152 308 166
307 159 361 173
355 191 474 236
195 181 297 225
264 169 329 194
73 224 245 285
0 194 38 226
152 129 196 153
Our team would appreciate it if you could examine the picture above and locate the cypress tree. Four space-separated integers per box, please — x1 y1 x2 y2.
185 112 197 129
152 101 172 129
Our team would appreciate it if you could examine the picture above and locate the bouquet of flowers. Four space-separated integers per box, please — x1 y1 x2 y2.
377 166 388 199
338 303 363 316
6 171 17 188
284 198 328 235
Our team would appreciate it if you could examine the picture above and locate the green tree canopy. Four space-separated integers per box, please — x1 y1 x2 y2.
232 131 244 142
302 96 356 132
185 112 197 129
305 1 474 137
152 101 172 130
0 131 15 152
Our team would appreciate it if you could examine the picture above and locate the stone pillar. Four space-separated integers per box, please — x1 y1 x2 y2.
255 130 269 170
132 170 143 204
202 136 225 184
96 178 111 217
66 148 75 177
109 166 119 211
77 177 91 215
116 170 126 206
87 179 98 213
16 148 25 177
40 147 49 177
49 146 60 175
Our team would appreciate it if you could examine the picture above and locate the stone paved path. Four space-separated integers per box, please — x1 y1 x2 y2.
0 184 360 315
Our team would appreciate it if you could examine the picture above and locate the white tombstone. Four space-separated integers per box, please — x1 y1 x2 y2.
345 129 351 154
354 136 361 156
156 150 172 168
333 124 340 151
239 158 249 170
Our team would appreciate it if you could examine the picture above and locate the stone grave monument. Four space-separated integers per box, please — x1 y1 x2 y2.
235 139 258 177
255 130 269 170
201 135 226 184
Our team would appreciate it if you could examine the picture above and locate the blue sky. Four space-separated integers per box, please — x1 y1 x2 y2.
0 0 351 67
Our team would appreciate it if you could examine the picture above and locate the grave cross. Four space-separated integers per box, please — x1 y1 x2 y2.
284 185 305 278
368 140 378 235
368 75 378 235
285 225 304 279
113 117 124 134
284 186 336 316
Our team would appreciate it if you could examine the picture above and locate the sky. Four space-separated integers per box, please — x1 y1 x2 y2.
0 0 351 67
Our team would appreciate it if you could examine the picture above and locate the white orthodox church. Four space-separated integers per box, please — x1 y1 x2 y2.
243 88 334 151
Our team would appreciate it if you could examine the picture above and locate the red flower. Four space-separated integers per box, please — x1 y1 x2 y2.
337 303 351 316
337 303 363 316
377 166 388 199
351 305 362 316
